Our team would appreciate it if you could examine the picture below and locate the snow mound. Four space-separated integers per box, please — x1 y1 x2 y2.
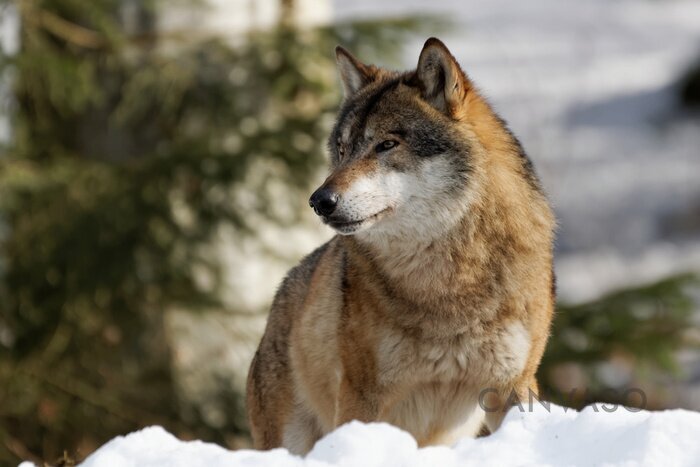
19 403 700 467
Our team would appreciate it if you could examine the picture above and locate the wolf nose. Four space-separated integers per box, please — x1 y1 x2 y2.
309 188 338 217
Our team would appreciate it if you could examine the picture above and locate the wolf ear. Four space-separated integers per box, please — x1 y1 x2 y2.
413 38 468 116
335 46 375 98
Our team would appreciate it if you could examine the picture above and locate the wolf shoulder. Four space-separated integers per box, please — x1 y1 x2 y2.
267 237 343 320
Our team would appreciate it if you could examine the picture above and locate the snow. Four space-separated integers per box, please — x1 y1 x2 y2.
18 403 700 467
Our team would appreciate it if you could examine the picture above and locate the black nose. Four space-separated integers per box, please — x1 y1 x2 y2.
309 188 338 217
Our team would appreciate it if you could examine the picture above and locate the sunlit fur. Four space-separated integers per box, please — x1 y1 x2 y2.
247 38 556 455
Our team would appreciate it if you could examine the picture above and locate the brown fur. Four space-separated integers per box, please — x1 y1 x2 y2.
247 38 556 453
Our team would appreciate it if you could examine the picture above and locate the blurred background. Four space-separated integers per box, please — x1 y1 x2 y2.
0 0 699 464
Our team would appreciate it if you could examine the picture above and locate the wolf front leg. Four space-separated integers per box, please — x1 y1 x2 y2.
482 376 539 433
334 374 381 426
334 303 383 426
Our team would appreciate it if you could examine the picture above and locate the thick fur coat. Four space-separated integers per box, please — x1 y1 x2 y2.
247 38 556 454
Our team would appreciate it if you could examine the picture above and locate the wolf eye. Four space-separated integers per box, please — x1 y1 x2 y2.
376 140 399 153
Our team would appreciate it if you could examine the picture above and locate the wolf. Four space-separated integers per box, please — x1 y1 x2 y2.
246 37 555 454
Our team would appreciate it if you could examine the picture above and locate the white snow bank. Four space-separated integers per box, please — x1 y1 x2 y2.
18 403 700 467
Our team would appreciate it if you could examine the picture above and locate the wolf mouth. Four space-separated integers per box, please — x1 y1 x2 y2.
324 208 392 234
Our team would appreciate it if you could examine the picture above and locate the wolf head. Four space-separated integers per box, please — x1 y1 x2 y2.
309 38 500 241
